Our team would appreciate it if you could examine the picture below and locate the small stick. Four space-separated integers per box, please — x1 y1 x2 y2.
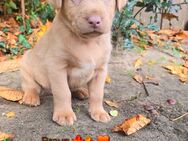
142 81 149 96
171 112 188 121
21 0 26 28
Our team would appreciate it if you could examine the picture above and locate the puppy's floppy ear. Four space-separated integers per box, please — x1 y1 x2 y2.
47 0 62 9
116 0 127 12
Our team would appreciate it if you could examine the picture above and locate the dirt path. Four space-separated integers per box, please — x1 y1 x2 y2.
0 48 188 141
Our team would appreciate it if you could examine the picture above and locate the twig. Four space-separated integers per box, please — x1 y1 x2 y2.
142 81 149 96
172 2 188 6
21 0 26 28
133 6 147 18
171 112 188 121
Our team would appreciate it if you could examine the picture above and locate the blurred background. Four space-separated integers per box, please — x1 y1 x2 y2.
0 0 188 56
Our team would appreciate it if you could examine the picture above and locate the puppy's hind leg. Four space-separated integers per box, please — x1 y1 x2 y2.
20 68 41 106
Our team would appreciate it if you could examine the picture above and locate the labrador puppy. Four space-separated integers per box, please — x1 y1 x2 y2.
20 0 127 126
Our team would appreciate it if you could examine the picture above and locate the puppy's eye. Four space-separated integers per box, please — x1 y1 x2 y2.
72 0 81 4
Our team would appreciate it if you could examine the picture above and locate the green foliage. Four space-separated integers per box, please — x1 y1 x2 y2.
0 0 188 55
112 0 188 48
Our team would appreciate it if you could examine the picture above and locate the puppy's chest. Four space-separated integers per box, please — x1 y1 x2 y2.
67 44 110 88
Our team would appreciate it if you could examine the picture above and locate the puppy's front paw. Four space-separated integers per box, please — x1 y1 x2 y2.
89 108 111 123
53 110 77 126
21 92 40 106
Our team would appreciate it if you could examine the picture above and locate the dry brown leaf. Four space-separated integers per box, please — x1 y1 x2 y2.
175 31 188 40
163 65 188 82
112 114 151 135
7 32 17 45
184 60 188 68
0 58 21 73
145 75 155 80
104 100 119 108
0 132 14 140
0 86 24 102
134 58 142 68
133 74 143 84
6 112 15 118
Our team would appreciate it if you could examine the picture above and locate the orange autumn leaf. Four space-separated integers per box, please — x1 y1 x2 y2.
7 32 17 45
112 114 151 135
72 135 84 141
0 86 24 102
184 59 188 68
0 132 14 140
97 135 110 141
133 74 143 84
174 31 188 40
85 136 93 141
0 58 21 73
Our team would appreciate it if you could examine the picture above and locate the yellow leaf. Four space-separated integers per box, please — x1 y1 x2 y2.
163 65 188 82
6 112 15 118
147 60 157 65
104 100 119 108
37 21 52 40
0 58 20 73
0 86 24 102
105 75 111 84
112 114 151 135
134 58 142 68
0 132 14 140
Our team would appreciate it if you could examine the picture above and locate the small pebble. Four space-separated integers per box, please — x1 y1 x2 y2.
167 99 176 105
144 105 154 111
151 109 159 115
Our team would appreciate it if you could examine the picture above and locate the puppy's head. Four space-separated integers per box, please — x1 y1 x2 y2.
48 0 127 38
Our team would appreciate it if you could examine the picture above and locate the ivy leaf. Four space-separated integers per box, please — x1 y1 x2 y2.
9 1 17 9
18 34 31 49
0 42 6 48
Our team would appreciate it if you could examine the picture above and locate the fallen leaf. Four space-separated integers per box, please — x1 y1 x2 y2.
133 74 143 84
72 135 84 141
6 112 15 118
0 132 14 140
183 59 188 68
0 58 21 73
37 20 52 40
112 114 151 135
85 136 93 141
0 86 24 102
97 135 110 141
163 65 188 82
105 74 111 84
110 110 118 117
147 60 157 65
134 58 142 68
104 100 119 108
7 32 17 45
145 75 155 80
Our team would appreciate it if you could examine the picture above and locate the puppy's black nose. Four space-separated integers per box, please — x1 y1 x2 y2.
87 16 101 28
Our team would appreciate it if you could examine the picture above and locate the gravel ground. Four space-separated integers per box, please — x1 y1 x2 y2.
0 48 188 141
